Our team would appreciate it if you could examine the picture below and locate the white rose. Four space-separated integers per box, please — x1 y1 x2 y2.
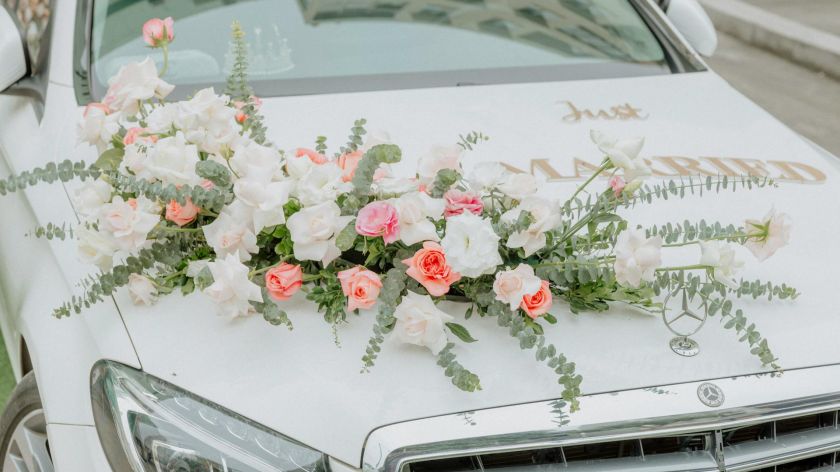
417 145 463 183
146 102 184 133
186 259 210 278
294 163 348 206
76 225 118 271
502 197 562 257
699 241 744 289
127 274 158 306
146 132 202 186
233 176 294 233
392 191 445 245
120 143 154 181
493 264 542 311
614 228 662 287
393 291 453 354
72 179 112 220
744 209 791 261
180 88 239 153
441 212 503 278
497 173 538 201
98 196 160 253
467 161 509 192
203 254 263 318
285 201 353 266
202 201 259 262
590 130 651 184
77 104 120 152
230 142 284 181
373 177 420 195
103 58 175 116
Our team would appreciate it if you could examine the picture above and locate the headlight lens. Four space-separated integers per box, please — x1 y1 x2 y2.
91 360 328 472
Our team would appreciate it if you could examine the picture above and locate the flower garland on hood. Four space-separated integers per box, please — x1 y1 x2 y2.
0 20 799 411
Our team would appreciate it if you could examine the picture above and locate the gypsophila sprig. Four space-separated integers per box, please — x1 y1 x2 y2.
2 18 801 410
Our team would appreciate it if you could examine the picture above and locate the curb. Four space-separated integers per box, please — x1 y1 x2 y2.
698 0 840 80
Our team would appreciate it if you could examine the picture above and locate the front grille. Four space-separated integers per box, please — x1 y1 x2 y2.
406 410 840 472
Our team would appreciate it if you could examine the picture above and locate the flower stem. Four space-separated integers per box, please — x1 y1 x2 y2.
655 264 714 272
662 233 749 248
569 163 610 202
159 44 169 77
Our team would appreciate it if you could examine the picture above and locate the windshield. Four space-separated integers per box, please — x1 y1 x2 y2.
90 0 671 99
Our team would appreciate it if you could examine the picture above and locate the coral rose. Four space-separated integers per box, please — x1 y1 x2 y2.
165 198 200 227
403 241 461 296
338 150 363 182
356 201 400 244
443 189 484 218
142 17 174 47
521 280 552 319
295 147 328 164
265 263 303 301
337 266 382 312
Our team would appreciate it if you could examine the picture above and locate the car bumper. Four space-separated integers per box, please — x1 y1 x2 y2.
47 424 111 471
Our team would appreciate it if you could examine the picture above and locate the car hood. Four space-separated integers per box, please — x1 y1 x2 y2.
112 71 840 466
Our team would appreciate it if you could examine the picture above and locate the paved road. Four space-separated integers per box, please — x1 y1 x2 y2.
706 32 840 156
743 0 840 36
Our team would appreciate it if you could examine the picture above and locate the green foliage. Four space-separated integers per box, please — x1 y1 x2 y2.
707 293 779 369
437 343 482 392
457 131 489 151
429 169 460 198
0 160 100 196
361 268 407 371
632 175 774 206
445 322 477 343
306 271 347 324
251 288 292 329
646 220 745 245
224 21 267 144
351 144 402 197
334 220 358 252
195 160 232 188
95 148 125 172
733 278 799 301
315 136 328 155
107 172 230 212
28 222 73 240
340 118 367 155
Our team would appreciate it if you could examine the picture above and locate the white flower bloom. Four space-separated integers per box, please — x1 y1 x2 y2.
145 132 202 186
77 105 120 152
614 228 662 288
76 225 118 271
72 179 112 220
186 259 209 278
373 177 419 195
502 197 562 257
497 172 538 201
417 145 463 183
202 201 259 262
744 209 792 261
179 88 239 153
203 254 263 318
146 102 183 133
493 264 542 311
233 176 294 233
392 191 445 245
103 58 174 116
285 152 317 179
98 196 160 253
393 291 453 354
699 241 744 289
230 142 284 181
590 130 651 184
120 143 154 181
468 161 510 192
127 274 158 306
441 212 503 278
294 163 347 206
285 201 353 266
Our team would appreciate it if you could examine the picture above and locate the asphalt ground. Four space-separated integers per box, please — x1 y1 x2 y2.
707 31 840 156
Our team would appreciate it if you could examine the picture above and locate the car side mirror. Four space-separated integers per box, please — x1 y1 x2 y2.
0 7 29 92
664 0 718 57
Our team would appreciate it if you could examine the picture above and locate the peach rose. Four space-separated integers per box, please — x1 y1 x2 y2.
295 148 328 164
165 198 200 227
403 241 461 296
337 266 382 312
265 263 303 301
142 17 174 47
83 102 110 117
123 127 157 146
338 150 363 182
356 201 400 244
521 280 553 319
443 189 484 218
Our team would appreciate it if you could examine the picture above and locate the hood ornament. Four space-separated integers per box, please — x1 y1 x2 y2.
662 285 708 357
697 382 725 408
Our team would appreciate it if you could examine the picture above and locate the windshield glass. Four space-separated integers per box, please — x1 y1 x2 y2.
90 0 670 99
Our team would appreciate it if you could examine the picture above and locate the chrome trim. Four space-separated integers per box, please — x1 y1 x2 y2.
362 364 840 472
631 0 708 72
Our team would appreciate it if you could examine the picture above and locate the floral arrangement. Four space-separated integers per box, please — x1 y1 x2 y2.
0 20 799 410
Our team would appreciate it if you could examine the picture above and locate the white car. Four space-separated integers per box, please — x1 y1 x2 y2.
1 0 840 471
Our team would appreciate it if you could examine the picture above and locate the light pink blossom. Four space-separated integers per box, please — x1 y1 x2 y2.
356 201 400 244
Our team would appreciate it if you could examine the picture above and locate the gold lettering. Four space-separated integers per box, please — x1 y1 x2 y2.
727 158 770 177
573 158 602 177
655 156 716 176
768 160 827 183
559 100 647 123
700 157 739 176
501 162 527 174
644 158 674 177
530 159 566 180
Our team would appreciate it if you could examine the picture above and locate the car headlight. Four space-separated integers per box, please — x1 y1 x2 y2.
91 360 328 472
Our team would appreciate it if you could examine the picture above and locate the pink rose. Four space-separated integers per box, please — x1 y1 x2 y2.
493 264 541 311
403 241 461 296
356 201 400 244
83 102 110 117
521 280 553 319
609 176 626 197
165 198 200 227
123 127 157 146
337 266 382 312
444 190 484 218
199 179 216 190
295 148 328 165
142 17 174 47
265 263 303 301
235 111 247 124
338 150 363 182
